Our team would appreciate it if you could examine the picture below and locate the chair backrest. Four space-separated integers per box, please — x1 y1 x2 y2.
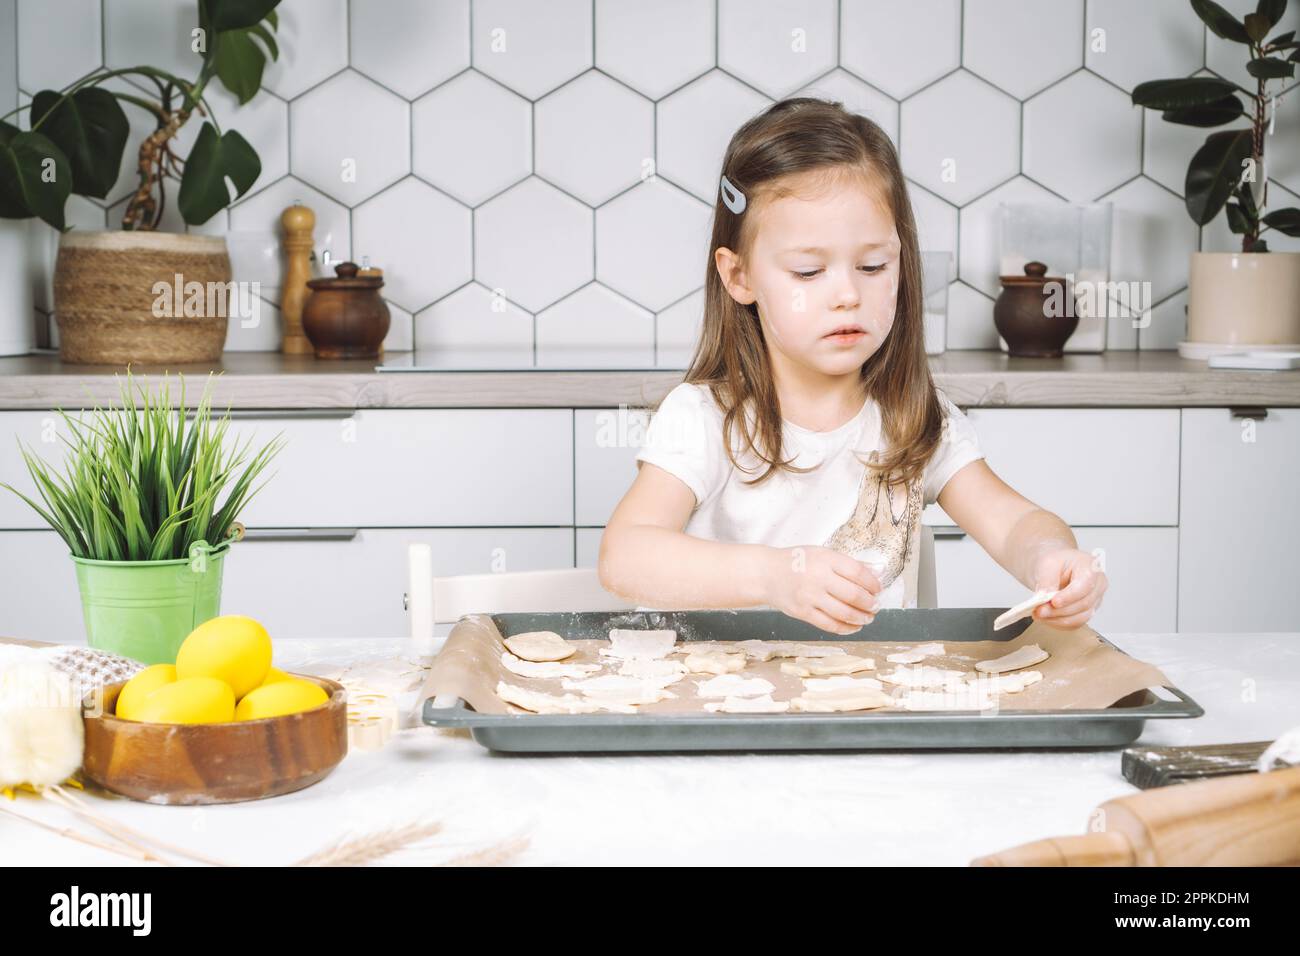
407 529 939 643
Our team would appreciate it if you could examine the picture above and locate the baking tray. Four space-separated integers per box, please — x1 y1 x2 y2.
421 608 1204 753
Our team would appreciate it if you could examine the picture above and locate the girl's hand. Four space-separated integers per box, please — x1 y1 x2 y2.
1030 548 1107 629
762 546 882 635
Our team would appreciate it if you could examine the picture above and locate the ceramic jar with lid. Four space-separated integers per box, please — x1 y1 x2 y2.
302 261 391 359
993 261 1078 358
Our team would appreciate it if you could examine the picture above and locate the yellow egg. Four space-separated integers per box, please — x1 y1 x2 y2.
115 664 176 720
235 679 329 721
259 667 293 687
175 615 272 699
129 677 235 724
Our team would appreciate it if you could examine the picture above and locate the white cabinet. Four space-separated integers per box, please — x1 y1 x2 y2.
0 530 89 642
923 408 1181 527
1179 407 1300 632
574 407 648 526
930 526 1179 634
0 411 72 528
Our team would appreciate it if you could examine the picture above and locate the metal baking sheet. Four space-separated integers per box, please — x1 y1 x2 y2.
421 608 1203 753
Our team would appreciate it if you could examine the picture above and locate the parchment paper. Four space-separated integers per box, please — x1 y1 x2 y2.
419 614 1174 715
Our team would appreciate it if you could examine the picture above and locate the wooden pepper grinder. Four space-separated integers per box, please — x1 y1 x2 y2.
280 203 315 355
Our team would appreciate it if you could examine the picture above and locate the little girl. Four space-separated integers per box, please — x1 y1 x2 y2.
598 98 1107 635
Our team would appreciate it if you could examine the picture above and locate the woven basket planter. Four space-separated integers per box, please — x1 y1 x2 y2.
53 231 233 365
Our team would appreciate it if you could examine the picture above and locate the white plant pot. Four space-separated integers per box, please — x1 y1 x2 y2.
1181 251 1300 359
0 219 36 356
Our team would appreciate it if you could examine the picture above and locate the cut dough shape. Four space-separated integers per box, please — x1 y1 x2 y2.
704 694 790 714
683 648 747 675
603 628 677 660
966 670 1043 694
780 654 875 677
802 675 884 693
993 590 1058 631
898 687 996 711
503 630 576 662
694 674 775 698
976 643 1049 674
617 657 688 683
775 642 850 659
877 665 968 689
500 651 598 680
735 640 782 661
496 681 633 714
790 686 893 712
885 641 947 664
561 673 677 705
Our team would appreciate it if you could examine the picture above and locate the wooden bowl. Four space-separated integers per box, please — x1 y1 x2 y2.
81 673 348 805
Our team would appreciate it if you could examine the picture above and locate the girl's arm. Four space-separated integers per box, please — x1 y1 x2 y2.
599 462 880 633
937 459 1108 629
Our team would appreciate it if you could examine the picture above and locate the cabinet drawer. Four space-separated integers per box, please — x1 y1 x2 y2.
1179 407 1300 632
931 526 1178 633
222 527 574 639
575 408 650 526
924 408 1180 526
0 530 88 642
576 527 603 567
0 412 68 529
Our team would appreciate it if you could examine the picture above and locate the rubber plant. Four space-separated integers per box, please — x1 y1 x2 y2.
0 0 282 232
1132 0 1300 251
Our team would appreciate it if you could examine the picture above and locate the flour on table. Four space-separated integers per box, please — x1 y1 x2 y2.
503 631 576 662
683 647 747 675
975 643 1049 674
496 680 634 714
694 674 775 698
885 642 947 664
704 694 790 714
790 686 893 712
780 654 875 677
601 628 678 661
877 665 968 688
500 651 598 680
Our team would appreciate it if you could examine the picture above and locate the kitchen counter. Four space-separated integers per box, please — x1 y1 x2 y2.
3 631 1297 866
1 350 1298 409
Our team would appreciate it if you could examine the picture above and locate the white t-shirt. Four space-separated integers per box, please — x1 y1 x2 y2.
634 382 984 609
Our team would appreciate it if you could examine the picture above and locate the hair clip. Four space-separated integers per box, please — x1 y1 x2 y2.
720 174 746 214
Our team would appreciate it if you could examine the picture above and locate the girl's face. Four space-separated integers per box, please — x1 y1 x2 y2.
717 171 902 382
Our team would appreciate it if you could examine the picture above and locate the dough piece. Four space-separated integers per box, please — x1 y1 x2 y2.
966 670 1043 694
694 674 775 698
898 687 996 711
704 694 790 714
496 681 633 714
771 642 850 659
617 657 688 683
780 654 875 677
561 673 678 705
683 648 747 675
877 665 968 689
993 589 1059 631
802 675 884 693
885 641 947 665
500 651 598 680
503 630 576 662
790 686 893 712
976 643 1050 674
603 628 678 660
735 640 782 661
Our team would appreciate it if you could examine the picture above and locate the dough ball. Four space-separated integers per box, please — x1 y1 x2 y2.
504 630 576 662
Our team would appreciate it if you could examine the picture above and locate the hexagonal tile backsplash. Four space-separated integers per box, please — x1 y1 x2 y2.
11 0 1283 361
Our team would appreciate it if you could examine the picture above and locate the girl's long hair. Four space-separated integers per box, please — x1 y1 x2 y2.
682 96 943 489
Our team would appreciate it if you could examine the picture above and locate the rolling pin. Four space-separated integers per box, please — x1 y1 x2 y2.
971 765 1300 866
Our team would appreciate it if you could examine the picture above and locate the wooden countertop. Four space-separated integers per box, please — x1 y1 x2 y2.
0 349 1297 409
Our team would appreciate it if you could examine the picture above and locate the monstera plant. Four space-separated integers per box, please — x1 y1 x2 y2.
1131 0 1300 357
0 0 283 365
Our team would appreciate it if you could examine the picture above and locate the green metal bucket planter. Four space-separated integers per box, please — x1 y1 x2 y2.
71 538 233 665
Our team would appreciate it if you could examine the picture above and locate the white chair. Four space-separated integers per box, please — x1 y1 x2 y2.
406 528 939 647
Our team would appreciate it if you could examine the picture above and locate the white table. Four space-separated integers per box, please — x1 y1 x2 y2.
4 632 1298 866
